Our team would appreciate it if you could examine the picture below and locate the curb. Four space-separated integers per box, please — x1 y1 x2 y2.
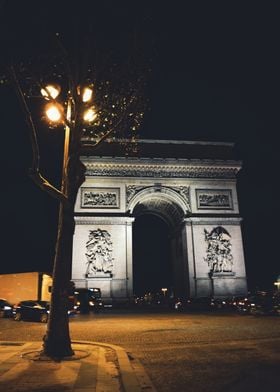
72 340 156 391
0 340 156 391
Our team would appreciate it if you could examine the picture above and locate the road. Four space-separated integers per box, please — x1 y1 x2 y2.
1 309 280 391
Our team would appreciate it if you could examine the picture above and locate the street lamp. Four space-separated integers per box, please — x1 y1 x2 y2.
9 54 146 359
40 82 96 358
161 288 168 297
41 83 96 191
41 83 96 124
274 275 280 292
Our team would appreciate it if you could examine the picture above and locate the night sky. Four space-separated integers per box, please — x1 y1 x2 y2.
0 1 279 294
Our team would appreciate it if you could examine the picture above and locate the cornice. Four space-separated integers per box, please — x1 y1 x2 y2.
74 216 135 225
184 217 242 225
82 160 240 179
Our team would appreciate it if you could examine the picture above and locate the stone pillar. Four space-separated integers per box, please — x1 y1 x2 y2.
72 216 135 304
184 217 247 298
184 219 197 298
126 219 134 298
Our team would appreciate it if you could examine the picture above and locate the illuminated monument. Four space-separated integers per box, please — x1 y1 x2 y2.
71 139 247 302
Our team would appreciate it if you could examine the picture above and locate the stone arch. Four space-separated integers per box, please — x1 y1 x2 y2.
128 186 190 298
72 140 247 303
128 186 190 229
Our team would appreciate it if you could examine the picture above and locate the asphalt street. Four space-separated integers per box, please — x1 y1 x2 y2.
1 309 280 392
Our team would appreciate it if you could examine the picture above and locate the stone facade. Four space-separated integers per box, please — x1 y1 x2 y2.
72 139 247 302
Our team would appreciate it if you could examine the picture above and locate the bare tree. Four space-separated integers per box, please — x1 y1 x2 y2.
5 33 148 358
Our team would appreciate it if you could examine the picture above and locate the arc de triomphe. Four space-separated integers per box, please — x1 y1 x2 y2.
72 139 247 303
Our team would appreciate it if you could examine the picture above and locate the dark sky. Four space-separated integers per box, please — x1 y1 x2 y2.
0 1 279 293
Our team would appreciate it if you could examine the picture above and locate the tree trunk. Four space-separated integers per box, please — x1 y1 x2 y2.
42 151 85 358
42 200 75 357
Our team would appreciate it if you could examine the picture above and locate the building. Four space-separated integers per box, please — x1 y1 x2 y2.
72 139 247 303
0 272 52 304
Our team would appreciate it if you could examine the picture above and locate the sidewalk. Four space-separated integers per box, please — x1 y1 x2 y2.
0 340 156 392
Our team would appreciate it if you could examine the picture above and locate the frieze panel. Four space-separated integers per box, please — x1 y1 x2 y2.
204 226 234 274
196 189 233 210
86 164 239 179
81 187 120 209
85 228 114 277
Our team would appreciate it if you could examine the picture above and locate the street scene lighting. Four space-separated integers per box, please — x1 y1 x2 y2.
7 47 146 358
41 84 97 125
83 106 97 122
45 102 64 123
39 82 99 357
40 84 61 100
161 288 168 296
81 86 93 103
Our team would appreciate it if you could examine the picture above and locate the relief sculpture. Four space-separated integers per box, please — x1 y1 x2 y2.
204 226 233 273
126 185 190 210
83 191 117 206
81 187 120 208
85 229 114 276
196 189 232 209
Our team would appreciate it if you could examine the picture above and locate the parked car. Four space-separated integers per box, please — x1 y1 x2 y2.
249 292 280 316
174 297 221 312
234 297 253 314
173 298 192 311
13 300 49 323
73 288 103 314
0 298 13 318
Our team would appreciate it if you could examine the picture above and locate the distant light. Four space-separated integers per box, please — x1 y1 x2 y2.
83 106 97 122
161 288 168 296
41 84 61 100
45 103 63 122
82 87 93 103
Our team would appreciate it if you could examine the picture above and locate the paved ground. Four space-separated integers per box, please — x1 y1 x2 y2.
0 340 156 392
1 310 280 391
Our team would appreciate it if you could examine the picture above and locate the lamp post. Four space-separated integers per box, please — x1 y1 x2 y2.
161 288 168 297
40 83 96 357
8 51 146 358
41 84 97 192
274 275 280 292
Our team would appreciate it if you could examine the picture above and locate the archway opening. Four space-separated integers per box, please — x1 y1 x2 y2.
132 214 172 297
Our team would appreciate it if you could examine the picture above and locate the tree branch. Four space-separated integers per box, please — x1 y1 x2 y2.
29 170 68 203
83 95 137 148
9 65 68 204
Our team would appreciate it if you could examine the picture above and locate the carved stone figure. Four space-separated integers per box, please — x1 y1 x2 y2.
126 185 143 203
83 191 117 206
85 229 114 276
204 226 233 273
